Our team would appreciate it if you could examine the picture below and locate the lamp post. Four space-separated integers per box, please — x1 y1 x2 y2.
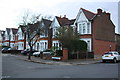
109 45 111 51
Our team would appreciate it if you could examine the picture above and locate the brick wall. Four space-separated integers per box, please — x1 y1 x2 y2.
93 39 115 55
92 11 115 55
62 48 68 61
93 12 115 42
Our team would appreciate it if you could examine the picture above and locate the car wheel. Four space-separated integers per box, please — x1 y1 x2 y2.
113 58 117 63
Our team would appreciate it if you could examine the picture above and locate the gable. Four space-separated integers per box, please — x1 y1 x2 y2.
10 29 13 35
75 9 89 23
0 31 3 40
50 17 60 28
42 19 52 28
5 30 8 36
17 27 22 34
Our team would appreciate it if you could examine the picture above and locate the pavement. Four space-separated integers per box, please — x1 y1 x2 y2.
4 53 102 65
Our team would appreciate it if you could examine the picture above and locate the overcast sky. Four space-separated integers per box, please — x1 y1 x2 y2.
0 0 119 33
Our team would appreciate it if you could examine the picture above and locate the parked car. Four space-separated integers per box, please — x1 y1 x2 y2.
42 49 52 54
8 48 17 50
21 49 38 55
2 47 10 53
33 51 41 57
33 49 52 57
102 51 120 63
8 48 17 53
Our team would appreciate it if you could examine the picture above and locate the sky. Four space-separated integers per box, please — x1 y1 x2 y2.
0 0 119 33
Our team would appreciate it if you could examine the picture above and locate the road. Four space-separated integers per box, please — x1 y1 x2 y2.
2 54 119 78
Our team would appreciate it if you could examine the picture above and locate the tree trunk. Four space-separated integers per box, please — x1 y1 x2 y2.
77 51 79 59
28 46 32 60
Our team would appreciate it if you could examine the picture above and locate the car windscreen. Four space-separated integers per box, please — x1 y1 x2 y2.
104 52 112 55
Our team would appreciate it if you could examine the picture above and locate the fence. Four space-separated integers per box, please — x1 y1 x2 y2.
68 52 94 59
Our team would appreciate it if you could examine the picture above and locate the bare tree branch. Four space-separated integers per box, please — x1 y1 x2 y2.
32 35 39 47
20 9 42 60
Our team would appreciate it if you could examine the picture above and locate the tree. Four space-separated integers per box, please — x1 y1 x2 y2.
20 10 43 60
56 26 79 48
55 26 87 55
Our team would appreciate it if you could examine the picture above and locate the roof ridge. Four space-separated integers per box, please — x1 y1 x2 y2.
81 8 96 15
80 8 96 20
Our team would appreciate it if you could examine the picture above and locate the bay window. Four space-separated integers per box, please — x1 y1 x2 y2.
78 22 91 34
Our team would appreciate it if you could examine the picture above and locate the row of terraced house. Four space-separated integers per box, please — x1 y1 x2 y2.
0 8 120 55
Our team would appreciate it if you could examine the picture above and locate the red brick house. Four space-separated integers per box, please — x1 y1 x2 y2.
0 30 5 46
36 18 52 51
115 33 120 52
74 8 115 55
9 28 18 48
3 28 11 47
50 16 75 49
17 19 52 51
17 25 26 50
1 8 116 57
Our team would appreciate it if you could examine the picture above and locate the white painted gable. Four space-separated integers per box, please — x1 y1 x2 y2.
17 27 22 33
5 30 8 35
0 31 2 41
10 29 13 41
17 27 24 40
10 29 13 35
75 9 88 23
5 29 9 40
50 17 60 28
74 9 92 34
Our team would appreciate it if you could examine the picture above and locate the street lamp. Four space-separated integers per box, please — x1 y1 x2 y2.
109 45 111 51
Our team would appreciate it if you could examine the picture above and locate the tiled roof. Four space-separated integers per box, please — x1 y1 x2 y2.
6 28 10 35
42 19 52 28
56 16 75 26
11 28 18 35
69 19 76 25
81 8 96 20
28 23 39 33
56 16 70 26
20 23 39 33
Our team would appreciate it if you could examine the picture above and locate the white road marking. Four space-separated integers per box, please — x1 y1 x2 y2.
2 76 11 78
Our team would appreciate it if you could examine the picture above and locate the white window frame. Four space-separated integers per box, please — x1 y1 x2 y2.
83 23 86 34
87 22 90 34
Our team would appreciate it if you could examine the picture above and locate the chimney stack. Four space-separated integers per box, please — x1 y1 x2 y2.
106 13 110 19
97 9 102 14
63 15 66 18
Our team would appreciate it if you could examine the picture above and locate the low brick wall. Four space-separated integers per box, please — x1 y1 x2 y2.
62 48 68 61
42 54 52 60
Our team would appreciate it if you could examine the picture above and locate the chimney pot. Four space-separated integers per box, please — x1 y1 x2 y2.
97 9 102 14
106 13 110 19
64 15 66 18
